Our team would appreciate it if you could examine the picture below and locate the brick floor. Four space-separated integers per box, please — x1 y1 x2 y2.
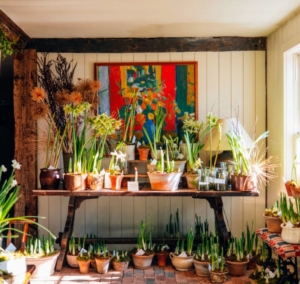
29 265 256 283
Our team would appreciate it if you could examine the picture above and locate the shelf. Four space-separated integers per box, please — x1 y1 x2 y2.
32 188 259 197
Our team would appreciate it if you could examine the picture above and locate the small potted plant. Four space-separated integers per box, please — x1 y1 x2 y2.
93 238 112 274
280 192 300 244
24 236 59 278
137 141 151 161
76 236 92 274
263 200 282 233
169 229 195 271
156 243 169 267
193 234 212 276
131 217 156 270
111 247 130 271
225 235 249 276
147 137 182 191
284 156 300 196
66 233 79 268
210 246 228 283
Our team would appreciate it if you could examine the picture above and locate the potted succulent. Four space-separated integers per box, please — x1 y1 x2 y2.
183 113 220 189
93 239 112 274
225 235 249 276
169 229 195 271
131 217 156 270
156 243 170 267
111 247 130 271
280 192 300 244
24 236 59 278
147 137 182 191
264 200 282 233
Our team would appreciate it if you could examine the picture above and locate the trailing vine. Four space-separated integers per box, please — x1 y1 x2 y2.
0 29 17 60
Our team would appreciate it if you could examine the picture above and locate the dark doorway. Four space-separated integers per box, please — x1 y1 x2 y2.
0 55 14 179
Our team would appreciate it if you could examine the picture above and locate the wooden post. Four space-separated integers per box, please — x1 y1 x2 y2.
13 49 37 248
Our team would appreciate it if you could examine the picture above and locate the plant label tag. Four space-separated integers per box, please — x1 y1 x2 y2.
178 252 187 257
137 141 141 148
150 159 157 165
135 249 145 256
247 253 253 260
128 181 139 191
48 165 55 170
214 178 226 184
266 268 275 278
286 221 294 228
5 243 16 253
79 248 87 254
132 136 136 143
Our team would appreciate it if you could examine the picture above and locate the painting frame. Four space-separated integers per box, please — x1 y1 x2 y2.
94 61 198 142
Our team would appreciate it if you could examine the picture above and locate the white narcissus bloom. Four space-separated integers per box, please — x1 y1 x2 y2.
11 179 18 187
12 159 21 170
1 165 7 172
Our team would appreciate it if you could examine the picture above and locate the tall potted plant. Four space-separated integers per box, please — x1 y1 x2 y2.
226 124 279 191
147 137 182 191
111 247 130 271
169 229 195 271
131 217 156 269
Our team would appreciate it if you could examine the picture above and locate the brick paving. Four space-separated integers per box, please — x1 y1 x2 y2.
29 265 256 284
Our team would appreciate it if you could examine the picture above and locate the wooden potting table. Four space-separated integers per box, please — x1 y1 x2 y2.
33 188 258 271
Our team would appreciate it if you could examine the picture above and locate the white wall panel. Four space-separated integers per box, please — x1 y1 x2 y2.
38 50 266 243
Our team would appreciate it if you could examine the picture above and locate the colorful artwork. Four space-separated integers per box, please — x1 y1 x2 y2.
94 62 197 141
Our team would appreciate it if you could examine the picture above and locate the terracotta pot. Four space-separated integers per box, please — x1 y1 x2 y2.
284 182 293 196
185 173 200 189
95 257 111 274
138 148 150 161
131 253 154 270
193 259 210 276
63 173 87 191
86 173 104 190
169 252 194 271
66 254 79 268
210 269 228 283
26 252 60 278
263 214 282 233
40 168 61 189
226 259 249 276
156 252 169 267
147 172 182 191
231 175 257 191
109 175 123 190
77 259 91 274
281 223 300 244
112 261 129 271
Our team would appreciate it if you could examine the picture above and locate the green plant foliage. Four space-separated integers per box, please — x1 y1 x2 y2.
0 29 16 60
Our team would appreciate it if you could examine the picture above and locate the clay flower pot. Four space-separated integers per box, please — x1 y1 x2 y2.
131 253 154 270
138 147 150 161
109 174 123 190
210 268 229 283
39 168 61 189
87 173 104 190
147 172 182 191
95 257 111 274
77 259 91 274
281 223 300 244
169 252 194 271
66 254 79 268
156 252 169 267
112 261 129 271
226 259 249 276
193 259 210 276
263 214 282 233
231 175 257 191
63 173 87 191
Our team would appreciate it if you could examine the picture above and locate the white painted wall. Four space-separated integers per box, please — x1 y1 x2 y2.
267 12 300 208
37 51 266 248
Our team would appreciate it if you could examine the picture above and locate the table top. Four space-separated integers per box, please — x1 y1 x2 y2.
32 188 259 197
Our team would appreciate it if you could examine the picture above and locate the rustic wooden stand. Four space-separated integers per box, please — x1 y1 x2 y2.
33 188 258 271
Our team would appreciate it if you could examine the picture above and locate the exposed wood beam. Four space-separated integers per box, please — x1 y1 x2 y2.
0 9 30 48
26 37 266 53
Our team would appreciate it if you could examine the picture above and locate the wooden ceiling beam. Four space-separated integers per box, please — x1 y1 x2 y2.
26 36 266 53
0 9 30 48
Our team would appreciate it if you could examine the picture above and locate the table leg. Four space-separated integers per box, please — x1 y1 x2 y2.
204 197 231 247
56 196 77 271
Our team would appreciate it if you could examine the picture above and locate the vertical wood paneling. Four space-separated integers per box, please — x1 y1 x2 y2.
230 52 244 237
38 50 266 243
